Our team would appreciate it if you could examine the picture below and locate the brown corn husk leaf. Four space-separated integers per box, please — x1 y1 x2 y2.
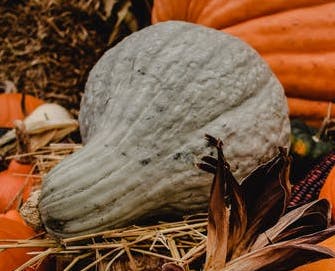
232 147 291 258
191 134 335 271
198 136 292 263
201 146 229 269
29 130 57 152
224 226 335 271
199 134 247 270
252 199 331 250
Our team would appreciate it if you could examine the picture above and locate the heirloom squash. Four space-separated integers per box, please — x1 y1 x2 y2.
151 0 335 125
39 21 290 237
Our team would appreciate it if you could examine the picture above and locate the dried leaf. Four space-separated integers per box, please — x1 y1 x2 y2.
199 135 334 271
252 199 331 250
204 137 230 270
203 135 247 270
224 226 335 271
232 148 291 257
30 130 57 152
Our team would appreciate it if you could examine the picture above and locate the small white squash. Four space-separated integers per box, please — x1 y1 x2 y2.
39 21 290 237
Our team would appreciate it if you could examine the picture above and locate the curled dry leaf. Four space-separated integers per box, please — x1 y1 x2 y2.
252 199 331 250
201 134 246 270
192 134 335 271
225 230 335 271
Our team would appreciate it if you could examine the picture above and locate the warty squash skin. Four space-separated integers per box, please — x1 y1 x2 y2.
39 21 290 237
152 1 335 125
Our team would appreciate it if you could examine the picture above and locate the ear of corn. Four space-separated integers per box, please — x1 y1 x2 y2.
289 151 335 208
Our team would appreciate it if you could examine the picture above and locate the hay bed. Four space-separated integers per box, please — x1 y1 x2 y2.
2 144 208 271
0 0 152 114
15 216 207 271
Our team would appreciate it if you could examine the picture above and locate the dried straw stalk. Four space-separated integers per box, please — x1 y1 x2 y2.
0 0 152 114
0 215 207 270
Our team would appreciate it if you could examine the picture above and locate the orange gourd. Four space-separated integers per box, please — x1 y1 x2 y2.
319 165 335 220
0 93 44 128
151 0 335 125
0 160 39 213
0 210 44 271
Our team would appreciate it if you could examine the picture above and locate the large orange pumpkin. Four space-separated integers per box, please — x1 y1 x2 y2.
151 0 335 126
0 93 44 128
0 160 39 213
0 210 44 271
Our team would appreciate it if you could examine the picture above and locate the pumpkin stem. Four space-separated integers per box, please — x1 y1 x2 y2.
13 120 32 164
20 87 28 117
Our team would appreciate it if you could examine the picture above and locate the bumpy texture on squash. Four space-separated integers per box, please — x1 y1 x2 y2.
39 21 290 237
152 1 335 125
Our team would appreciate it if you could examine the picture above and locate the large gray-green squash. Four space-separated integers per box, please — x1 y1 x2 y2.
39 21 290 237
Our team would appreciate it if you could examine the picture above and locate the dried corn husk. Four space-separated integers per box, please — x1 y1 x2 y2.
193 134 335 271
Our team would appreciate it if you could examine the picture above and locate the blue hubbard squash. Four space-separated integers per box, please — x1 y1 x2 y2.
39 21 290 237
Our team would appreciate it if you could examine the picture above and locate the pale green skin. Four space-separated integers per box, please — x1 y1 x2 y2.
39 21 290 237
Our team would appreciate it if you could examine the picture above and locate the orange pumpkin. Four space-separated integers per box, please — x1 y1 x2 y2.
0 160 39 213
0 210 44 271
0 209 27 225
151 0 335 125
319 165 335 221
293 258 335 270
0 93 44 128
